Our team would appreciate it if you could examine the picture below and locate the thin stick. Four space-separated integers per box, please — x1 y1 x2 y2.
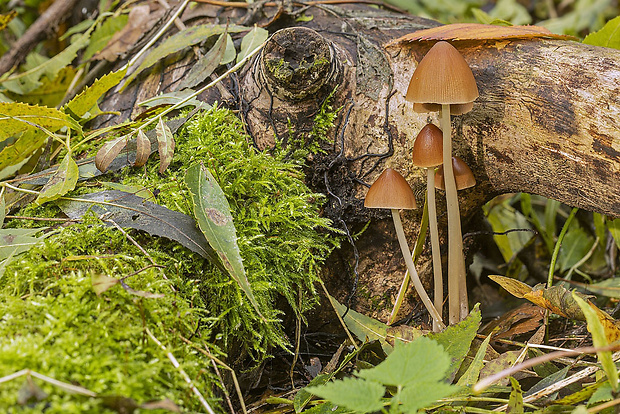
391 209 444 329
427 168 443 332
5 215 75 222
146 327 216 414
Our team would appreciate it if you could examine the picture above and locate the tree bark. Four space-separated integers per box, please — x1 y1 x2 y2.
98 2 620 322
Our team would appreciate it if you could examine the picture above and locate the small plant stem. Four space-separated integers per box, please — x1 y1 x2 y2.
547 206 578 287
441 104 466 324
391 209 444 329
427 167 443 332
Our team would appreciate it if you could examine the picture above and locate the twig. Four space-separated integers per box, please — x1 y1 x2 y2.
145 327 216 414
5 215 76 222
192 0 406 13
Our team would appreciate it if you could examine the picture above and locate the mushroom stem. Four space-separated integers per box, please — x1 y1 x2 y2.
427 167 443 332
390 208 445 329
440 104 467 324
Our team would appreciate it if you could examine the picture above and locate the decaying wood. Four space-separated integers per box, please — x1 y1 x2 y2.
97 2 620 323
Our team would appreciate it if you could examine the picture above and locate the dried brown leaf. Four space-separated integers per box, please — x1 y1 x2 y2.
156 118 175 174
94 5 155 61
134 130 151 167
95 135 128 172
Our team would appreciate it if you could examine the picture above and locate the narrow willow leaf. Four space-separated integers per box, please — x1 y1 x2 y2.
237 26 269 64
95 135 128 172
583 16 620 49
185 162 263 319
457 332 492 387
82 14 129 61
64 69 127 118
57 190 221 269
92 273 119 296
0 228 48 260
36 153 79 205
138 90 206 109
0 192 5 228
177 31 228 90
609 218 620 250
221 34 236 64
1 33 89 94
156 119 174 173
121 24 247 90
100 182 154 199
0 102 73 140
573 292 619 391
508 377 524 413
134 130 151 167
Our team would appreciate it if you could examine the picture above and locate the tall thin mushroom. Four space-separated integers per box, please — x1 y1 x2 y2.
365 168 445 329
406 41 479 324
412 123 444 332
435 156 476 319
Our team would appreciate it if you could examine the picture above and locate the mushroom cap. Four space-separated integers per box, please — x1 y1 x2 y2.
406 41 479 107
365 168 417 210
435 156 476 190
412 124 443 168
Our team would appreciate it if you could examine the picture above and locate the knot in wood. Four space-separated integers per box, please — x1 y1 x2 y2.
260 27 335 102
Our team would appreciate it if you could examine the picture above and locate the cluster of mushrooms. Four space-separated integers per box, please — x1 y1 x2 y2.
364 41 479 332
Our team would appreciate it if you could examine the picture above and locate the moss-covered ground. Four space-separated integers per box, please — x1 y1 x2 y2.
0 107 338 412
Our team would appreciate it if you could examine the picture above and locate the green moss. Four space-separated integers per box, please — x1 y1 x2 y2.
0 107 338 410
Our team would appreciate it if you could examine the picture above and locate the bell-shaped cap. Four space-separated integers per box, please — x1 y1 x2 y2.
412 124 443 168
435 156 476 190
406 41 479 108
365 168 417 210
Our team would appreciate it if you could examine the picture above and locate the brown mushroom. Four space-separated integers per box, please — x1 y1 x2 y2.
434 156 477 191
365 168 445 329
412 123 444 332
406 41 479 323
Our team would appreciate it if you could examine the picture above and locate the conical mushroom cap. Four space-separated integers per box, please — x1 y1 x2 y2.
365 168 417 210
406 41 479 106
412 124 443 168
435 156 476 190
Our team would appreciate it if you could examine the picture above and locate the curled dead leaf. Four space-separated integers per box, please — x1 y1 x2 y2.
95 135 129 172
134 130 151 167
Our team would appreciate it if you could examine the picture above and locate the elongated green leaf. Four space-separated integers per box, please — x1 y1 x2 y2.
57 190 221 265
100 182 153 199
177 31 228 90
185 163 263 318
134 130 151 167
1 33 90 94
138 89 205 109
0 102 72 140
156 119 174 173
0 192 5 228
64 69 127 118
95 135 129 172
573 292 619 391
0 228 47 260
0 130 46 176
36 153 79 205
583 16 620 49
122 24 247 90
7 66 76 108
508 377 524 413
83 14 129 61
237 26 269 64
608 218 620 250
221 34 236 64
457 332 492 387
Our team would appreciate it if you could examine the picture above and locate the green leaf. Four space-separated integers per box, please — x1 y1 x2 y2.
508 377 524 413
177 30 228 91
237 26 269 64
583 16 620 49
608 218 620 250
6 66 76 108
1 33 89 94
0 130 46 179
557 226 593 272
221 34 236 64
156 118 175 174
100 181 154 199
572 292 619 391
0 102 73 140
83 14 129 61
429 304 481 378
36 153 79 205
122 24 247 90
0 192 5 228
399 381 455 413
185 162 263 318
64 68 127 118
357 336 450 387
138 89 206 109
0 228 47 260
457 331 492 387
295 373 331 413
306 377 385 413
